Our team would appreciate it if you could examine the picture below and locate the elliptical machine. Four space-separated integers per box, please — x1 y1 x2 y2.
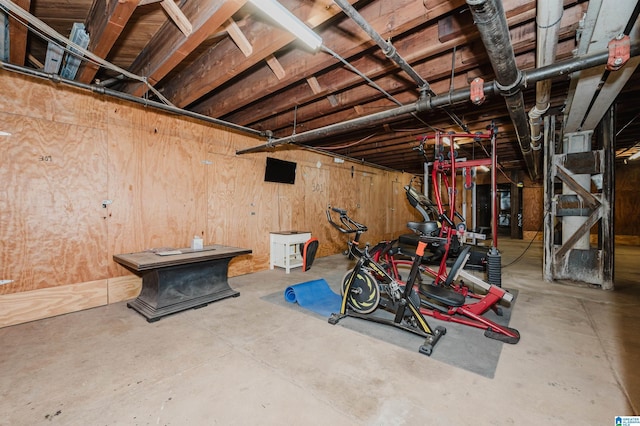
400 178 488 271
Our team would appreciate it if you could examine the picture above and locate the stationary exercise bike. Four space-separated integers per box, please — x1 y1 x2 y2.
326 206 446 356
329 207 520 344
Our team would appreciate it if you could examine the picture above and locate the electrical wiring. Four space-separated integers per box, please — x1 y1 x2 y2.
502 211 549 268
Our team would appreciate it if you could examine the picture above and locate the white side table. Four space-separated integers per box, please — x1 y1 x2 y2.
270 231 311 273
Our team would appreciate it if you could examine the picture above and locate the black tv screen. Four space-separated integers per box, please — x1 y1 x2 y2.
264 157 297 184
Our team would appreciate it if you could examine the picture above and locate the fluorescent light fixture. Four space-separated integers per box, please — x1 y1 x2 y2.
629 150 640 161
0 131 11 136
248 0 323 51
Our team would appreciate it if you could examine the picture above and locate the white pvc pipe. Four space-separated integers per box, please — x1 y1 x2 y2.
529 0 564 145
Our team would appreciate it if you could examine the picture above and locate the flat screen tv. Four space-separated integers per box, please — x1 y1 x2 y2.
264 157 297 184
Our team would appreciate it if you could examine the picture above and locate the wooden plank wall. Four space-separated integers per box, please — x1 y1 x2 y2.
615 161 640 245
0 71 418 327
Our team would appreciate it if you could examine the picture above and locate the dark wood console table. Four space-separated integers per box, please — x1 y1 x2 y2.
113 245 252 322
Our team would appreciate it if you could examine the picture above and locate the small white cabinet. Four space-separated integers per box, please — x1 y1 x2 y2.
269 231 311 273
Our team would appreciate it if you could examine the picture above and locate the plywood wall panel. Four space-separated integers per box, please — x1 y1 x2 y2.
523 186 543 233
51 86 109 130
0 113 108 294
107 275 142 303
108 101 205 141
107 107 208 277
207 154 272 274
387 179 405 238
207 154 240 246
0 279 108 328
229 156 275 271
1 71 416 323
616 163 640 239
0 72 57 120
0 72 108 129
300 165 332 256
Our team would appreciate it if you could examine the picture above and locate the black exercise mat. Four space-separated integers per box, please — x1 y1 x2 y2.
261 288 518 379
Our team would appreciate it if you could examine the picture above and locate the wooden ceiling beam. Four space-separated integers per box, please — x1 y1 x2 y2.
262 73 483 137
193 0 561 121
121 0 247 97
237 46 476 130
160 0 346 108
336 119 516 160
76 0 138 84
252 44 537 135
190 0 462 118
306 76 322 94
268 2 580 128
140 0 193 35
8 0 30 66
231 12 579 136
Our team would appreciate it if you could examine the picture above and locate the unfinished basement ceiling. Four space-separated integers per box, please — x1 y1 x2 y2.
1 0 639 176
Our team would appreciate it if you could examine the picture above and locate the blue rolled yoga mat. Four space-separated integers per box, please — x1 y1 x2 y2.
284 279 342 317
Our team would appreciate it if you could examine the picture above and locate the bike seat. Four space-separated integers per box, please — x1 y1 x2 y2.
419 284 465 307
407 221 440 236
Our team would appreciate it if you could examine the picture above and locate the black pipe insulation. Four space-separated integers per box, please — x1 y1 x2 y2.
332 0 430 91
466 0 538 180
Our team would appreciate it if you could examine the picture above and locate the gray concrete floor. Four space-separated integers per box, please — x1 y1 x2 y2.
1 238 638 425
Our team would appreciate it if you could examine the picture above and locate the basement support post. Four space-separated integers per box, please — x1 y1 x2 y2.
543 115 556 283
561 130 593 250
543 109 615 289
510 170 521 239
600 106 615 289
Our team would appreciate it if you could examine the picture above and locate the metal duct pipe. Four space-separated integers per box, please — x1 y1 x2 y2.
237 43 640 155
0 61 264 137
524 45 640 81
237 103 420 154
333 0 430 94
466 0 539 180
529 0 564 167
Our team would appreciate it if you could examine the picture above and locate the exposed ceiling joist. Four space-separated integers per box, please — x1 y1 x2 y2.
7 0 29 65
75 0 138 84
192 0 458 118
120 0 247 97
163 0 352 108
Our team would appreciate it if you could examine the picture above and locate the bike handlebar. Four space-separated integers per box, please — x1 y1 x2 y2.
326 206 368 235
